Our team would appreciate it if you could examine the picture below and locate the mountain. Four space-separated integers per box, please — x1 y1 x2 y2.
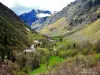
0 2 30 52
34 0 100 40
0 2 44 59
19 9 52 26
31 17 48 31
31 8 66 32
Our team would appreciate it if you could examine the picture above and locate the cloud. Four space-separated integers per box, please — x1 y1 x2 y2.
0 0 75 15
37 13 51 18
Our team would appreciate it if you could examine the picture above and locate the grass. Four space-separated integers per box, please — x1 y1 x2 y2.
27 31 44 41
29 56 64 75
49 56 64 67
29 54 100 75
40 17 68 36
81 19 100 39
29 64 47 75
61 19 100 41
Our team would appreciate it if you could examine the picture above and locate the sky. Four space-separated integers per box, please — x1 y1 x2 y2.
0 0 75 15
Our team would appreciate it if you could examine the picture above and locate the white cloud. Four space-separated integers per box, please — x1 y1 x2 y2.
37 13 51 18
0 0 75 15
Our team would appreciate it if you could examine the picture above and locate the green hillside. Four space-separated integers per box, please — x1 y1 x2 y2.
40 17 69 36
0 2 44 75
0 2 43 54
64 19 100 41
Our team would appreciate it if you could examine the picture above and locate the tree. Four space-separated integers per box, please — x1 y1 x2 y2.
60 37 63 42
96 39 100 53
31 57 40 70
73 43 76 48
1 50 5 61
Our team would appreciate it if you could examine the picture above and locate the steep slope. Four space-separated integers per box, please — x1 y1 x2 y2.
0 2 43 58
31 17 48 31
19 9 52 26
34 0 100 37
65 19 100 41
0 2 30 52
31 6 67 31
40 17 68 36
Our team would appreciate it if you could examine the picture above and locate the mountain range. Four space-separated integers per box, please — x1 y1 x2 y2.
19 9 52 26
30 0 100 41
18 0 100 41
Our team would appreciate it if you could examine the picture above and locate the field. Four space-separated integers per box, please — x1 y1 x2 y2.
29 56 64 75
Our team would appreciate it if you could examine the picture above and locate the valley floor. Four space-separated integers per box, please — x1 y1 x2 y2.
29 56 64 75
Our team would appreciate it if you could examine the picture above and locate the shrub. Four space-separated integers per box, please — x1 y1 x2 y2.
95 40 100 53
58 50 78 58
92 53 100 64
82 48 89 55
36 48 50 64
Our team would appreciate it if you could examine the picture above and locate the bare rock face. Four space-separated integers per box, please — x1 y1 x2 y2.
19 9 52 26
31 0 100 33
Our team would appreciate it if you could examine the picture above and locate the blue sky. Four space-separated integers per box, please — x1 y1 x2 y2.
0 0 75 15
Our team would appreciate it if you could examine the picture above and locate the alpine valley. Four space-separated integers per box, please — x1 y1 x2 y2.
1 0 100 75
